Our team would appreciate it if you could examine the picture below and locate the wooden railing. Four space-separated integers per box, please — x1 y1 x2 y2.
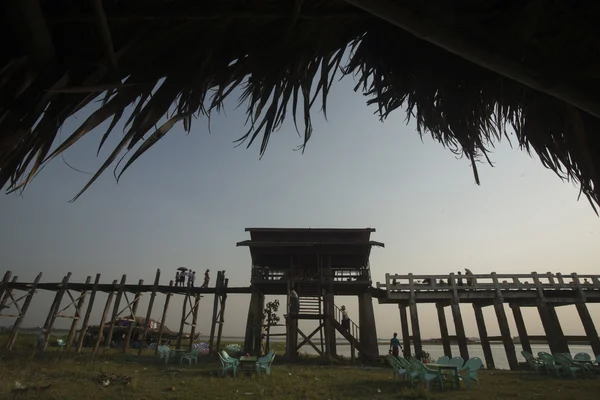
251 267 371 283
377 272 600 295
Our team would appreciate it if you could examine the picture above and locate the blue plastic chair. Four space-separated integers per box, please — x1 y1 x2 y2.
218 351 238 377
458 357 483 389
256 351 276 375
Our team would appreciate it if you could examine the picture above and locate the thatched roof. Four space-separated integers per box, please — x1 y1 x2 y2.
1 1 599 209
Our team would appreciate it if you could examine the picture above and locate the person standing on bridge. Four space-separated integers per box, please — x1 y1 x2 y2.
389 332 402 357
201 269 210 288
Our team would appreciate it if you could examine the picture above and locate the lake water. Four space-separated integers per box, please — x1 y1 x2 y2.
301 343 596 369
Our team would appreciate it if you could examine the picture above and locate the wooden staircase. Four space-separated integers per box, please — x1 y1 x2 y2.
296 282 322 315
330 304 374 358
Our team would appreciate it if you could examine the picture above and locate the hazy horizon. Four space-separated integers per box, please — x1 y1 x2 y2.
1 76 599 346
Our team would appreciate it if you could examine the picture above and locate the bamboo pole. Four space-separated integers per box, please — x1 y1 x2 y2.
64 275 91 352
342 0 600 120
92 279 118 358
123 279 143 352
6 273 42 350
139 269 160 355
76 274 101 353
155 280 173 353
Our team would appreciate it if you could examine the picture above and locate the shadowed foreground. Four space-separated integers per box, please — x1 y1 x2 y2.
0 351 599 400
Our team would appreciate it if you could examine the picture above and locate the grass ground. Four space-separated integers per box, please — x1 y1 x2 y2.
0 334 599 399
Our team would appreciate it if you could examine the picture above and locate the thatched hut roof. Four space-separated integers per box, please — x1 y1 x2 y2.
1 1 599 209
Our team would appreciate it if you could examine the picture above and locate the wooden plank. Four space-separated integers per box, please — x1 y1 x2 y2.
510 303 532 354
105 275 127 351
64 275 91 352
436 302 451 357
298 327 323 356
0 271 13 301
473 303 495 369
155 280 174 353
76 274 101 353
93 279 118 358
44 273 72 349
123 279 144 352
138 269 160 355
6 273 42 350
296 323 324 351
399 304 411 358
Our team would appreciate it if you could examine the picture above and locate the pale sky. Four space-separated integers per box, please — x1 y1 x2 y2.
0 76 599 344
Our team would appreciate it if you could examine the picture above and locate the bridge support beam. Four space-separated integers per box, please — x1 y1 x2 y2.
399 304 411 358
436 303 452 357
537 302 569 354
473 303 495 369
244 289 265 357
358 292 379 356
494 301 519 370
510 303 532 354
451 302 469 361
324 292 336 357
576 302 600 355
409 302 422 358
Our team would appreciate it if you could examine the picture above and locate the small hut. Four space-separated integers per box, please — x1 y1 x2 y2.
1 1 599 209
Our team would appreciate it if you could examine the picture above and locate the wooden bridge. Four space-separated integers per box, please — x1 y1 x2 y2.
375 272 600 370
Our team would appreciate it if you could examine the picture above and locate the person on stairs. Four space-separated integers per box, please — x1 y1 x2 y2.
341 305 350 332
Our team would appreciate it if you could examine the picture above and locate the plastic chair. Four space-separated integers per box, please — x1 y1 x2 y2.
521 350 545 373
180 348 200 365
458 357 483 389
554 353 587 378
448 357 464 368
218 351 238 377
409 358 444 391
574 353 591 362
387 355 407 381
256 351 276 375
537 352 561 377
436 356 450 365
157 345 170 364
397 357 421 387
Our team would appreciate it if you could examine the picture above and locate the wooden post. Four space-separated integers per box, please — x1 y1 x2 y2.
473 303 495 369
6 273 42 350
491 272 518 370
532 272 568 354
571 273 600 355
64 275 91 352
244 288 265 356
139 269 160 355
399 304 411 358
357 291 379 356
436 302 452 357
209 271 224 352
451 302 469 360
215 277 229 352
510 303 532 354
177 289 190 349
123 279 144 352
44 273 72 348
155 280 174 353
93 279 118 358
76 274 101 353
0 271 13 301
409 302 422 357
105 274 127 350
188 294 201 351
